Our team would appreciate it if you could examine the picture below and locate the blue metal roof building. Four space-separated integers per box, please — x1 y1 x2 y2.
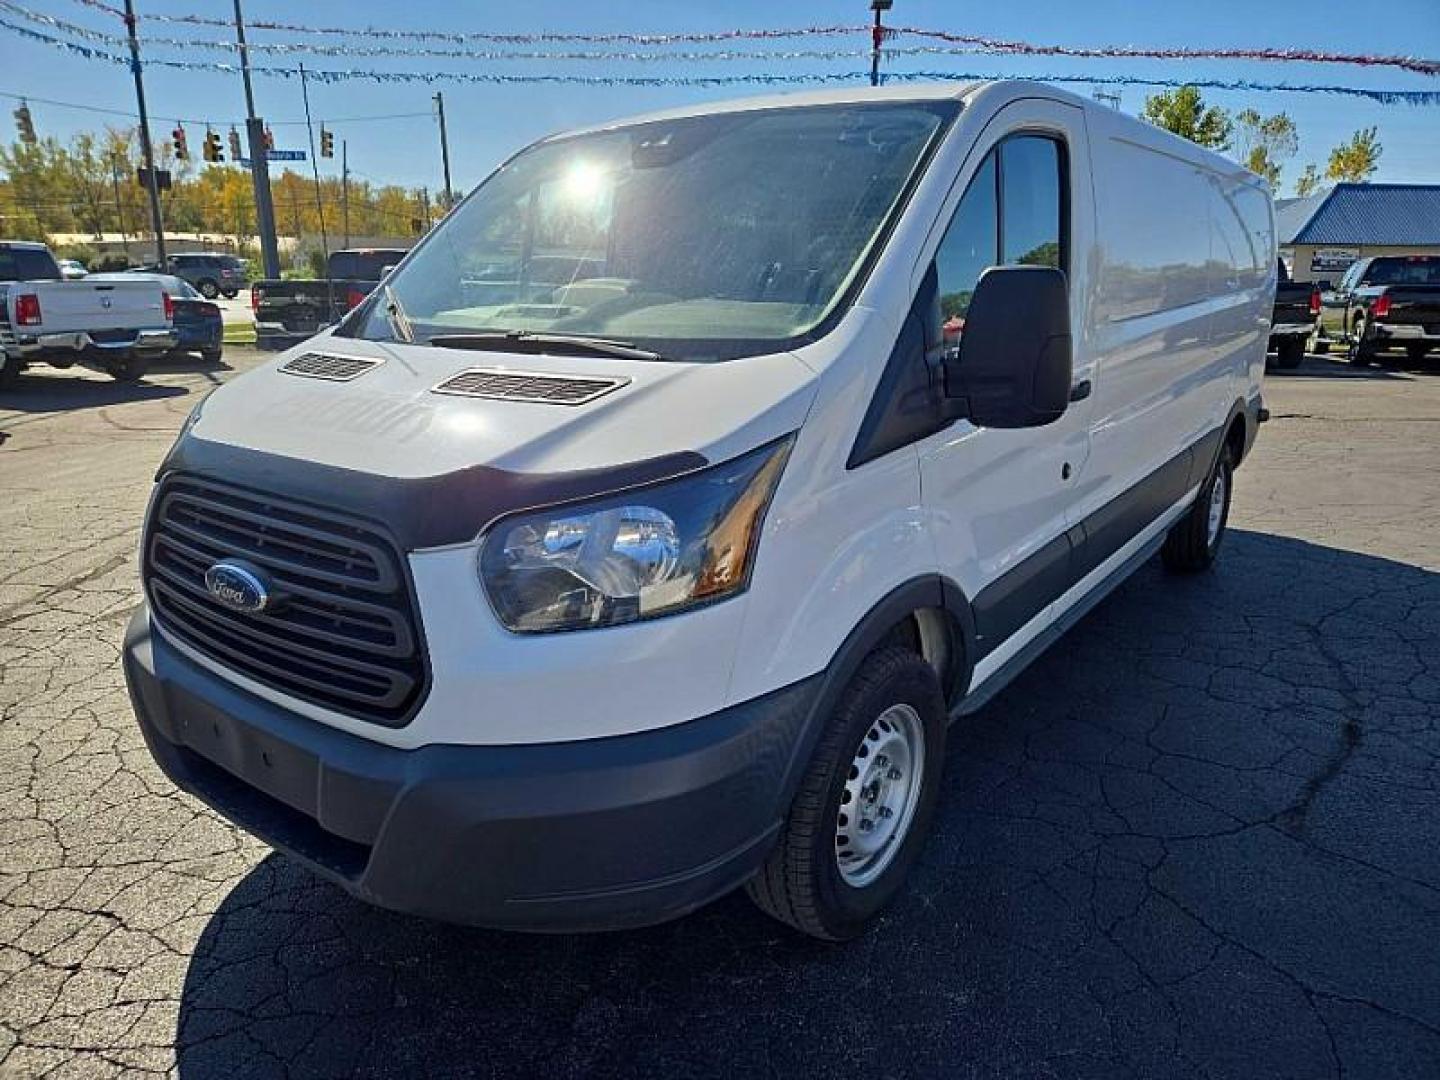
1275 183 1440 281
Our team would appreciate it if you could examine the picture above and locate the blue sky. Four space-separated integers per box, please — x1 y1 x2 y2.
3 0 1438 195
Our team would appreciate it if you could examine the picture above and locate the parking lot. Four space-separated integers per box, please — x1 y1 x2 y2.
1 350 1438 1078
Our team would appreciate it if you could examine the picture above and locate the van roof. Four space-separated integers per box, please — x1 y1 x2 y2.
552 80 983 141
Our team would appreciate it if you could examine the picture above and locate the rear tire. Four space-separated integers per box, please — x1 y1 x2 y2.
105 355 149 382
1407 344 1432 363
221 289 238 300
1276 338 1304 370
201 347 223 364
1162 448 1233 574
197 279 220 300
746 646 947 941
0 353 21 390
1348 318 1375 365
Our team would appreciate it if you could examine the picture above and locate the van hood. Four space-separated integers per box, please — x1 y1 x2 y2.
172 335 818 549
191 335 816 478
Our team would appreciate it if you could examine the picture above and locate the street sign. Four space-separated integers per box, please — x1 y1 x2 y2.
266 150 307 161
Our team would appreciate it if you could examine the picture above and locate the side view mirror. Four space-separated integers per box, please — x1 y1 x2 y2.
942 265 1073 429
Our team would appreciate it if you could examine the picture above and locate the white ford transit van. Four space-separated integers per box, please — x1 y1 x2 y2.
124 81 1271 940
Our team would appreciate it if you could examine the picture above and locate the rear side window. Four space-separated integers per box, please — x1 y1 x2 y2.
934 133 1066 332
0 247 60 280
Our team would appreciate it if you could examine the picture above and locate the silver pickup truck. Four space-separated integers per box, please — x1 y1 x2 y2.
0 241 176 388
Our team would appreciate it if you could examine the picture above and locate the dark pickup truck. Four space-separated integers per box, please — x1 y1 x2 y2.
1316 255 1440 364
1268 259 1320 370
251 248 408 350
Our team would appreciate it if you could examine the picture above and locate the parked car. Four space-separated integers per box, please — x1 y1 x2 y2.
56 258 88 280
251 247 409 350
1268 258 1319 370
1 240 175 387
1316 255 1440 363
136 252 248 299
90 272 222 363
122 81 1269 941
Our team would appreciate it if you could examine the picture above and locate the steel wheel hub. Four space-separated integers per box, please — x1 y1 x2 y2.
1207 470 1227 548
835 703 925 888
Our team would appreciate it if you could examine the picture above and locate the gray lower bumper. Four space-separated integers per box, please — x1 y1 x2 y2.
123 606 821 931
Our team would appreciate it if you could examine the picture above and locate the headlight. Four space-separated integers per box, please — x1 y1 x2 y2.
480 437 793 632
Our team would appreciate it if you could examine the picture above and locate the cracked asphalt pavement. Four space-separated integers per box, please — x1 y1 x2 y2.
2 351 1439 1078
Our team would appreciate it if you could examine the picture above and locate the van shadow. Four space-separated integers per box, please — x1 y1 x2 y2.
1268 352 1440 380
174 530 1440 1079
0 355 228 413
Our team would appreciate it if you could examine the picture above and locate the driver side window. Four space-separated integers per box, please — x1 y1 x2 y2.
933 134 1066 350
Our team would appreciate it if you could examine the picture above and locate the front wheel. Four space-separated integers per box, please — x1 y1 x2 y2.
1162 448 1233 573
746 646 947 940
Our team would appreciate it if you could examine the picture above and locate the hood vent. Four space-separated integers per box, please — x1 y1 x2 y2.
432 368 627 406
280 353 383 382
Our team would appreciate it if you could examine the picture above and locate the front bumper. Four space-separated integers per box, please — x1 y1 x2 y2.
13 327 178 357
123 606 819 931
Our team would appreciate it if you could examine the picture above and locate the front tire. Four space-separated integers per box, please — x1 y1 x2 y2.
746 646 947 941
1162 448 1233 573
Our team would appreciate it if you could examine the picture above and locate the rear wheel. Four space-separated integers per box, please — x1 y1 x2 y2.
1406 344 1432 363
105 355 149 382
196 278 220 300
1162 448 1233 573
746 646 947 941
201 347 223 364
1348 317 1375 364
1276 338 1304 369
220 289 238 300
0 353 21 390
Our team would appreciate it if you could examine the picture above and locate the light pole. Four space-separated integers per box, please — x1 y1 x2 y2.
122 0 165 263
233 0 281 279
869 1 893 88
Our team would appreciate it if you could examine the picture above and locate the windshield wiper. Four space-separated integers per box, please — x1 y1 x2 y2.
383 284 415 344
426 330 665 362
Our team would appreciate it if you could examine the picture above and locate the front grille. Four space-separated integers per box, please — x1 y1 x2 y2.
279 353 382 381
432 368 627 406
144 475 428 726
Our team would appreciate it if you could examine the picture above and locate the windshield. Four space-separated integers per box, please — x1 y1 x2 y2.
352 101 954 359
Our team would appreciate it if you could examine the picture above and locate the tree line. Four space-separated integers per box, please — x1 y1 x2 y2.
0 125 439 259
1139 86 1382 194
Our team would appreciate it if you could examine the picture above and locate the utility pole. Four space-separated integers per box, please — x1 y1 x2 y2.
869 1 893 88
122 0 165 263
434 92 454 210
420 187 431 232
341 139 350 248
233 0 281 280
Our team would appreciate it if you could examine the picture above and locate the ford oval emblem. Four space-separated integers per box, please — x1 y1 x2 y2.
204 561 270 614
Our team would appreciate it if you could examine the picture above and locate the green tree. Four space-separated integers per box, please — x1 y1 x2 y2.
1141 86 1232 150
1234 109 1298 188
1294 164 1322 198
1327 127 1382 183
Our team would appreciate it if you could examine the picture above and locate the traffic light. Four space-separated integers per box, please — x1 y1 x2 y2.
172 125 188 159
320 126 334 158
228 127 242 161
13 101 36 144
263 127 274 152
203 130 223 163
